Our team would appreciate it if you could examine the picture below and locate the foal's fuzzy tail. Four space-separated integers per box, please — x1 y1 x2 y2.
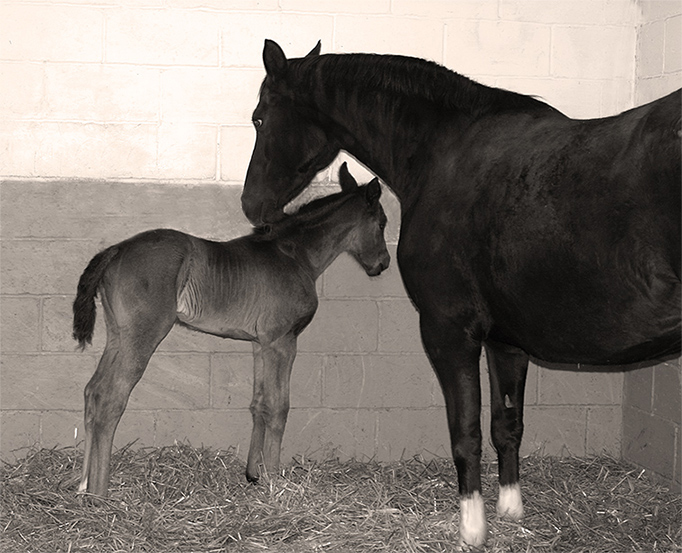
72 246 119 350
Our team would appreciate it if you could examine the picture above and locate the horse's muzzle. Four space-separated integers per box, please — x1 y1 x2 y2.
241 196 284 226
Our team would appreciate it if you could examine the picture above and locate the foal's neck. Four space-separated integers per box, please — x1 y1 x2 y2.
286 210 355 280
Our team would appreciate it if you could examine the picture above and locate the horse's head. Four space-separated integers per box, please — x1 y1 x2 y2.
339 163 390 277
242 39 341 225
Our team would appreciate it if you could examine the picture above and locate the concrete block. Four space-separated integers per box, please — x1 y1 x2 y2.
1 240 99 295
637 20 666 78
1 354 93 410
623 366 653 412
112 410 157 449
538 368 623 406
586 406 622 456
0 4 103 62
43 63 160 122
220 125 255 182
601 78 637 118
0 63 43 119
167 0 278 9
552 26 635 79
0 296 41 352
282 407 377 462
653 360 681 423
522 406 587 456
623 406 677 480
40 410 83 449
392 0 497 20
377 299 422 353
445 20 551 77
323 354 434 408
635 75 682 105
155 408 253 452
126 353 211 410
0 121 37 176
640 0 682 22
31 121 158 179
219 13 334 68
289 353 324 408
664 15 682 73
0 411 41 461
281 0 390 14
105 8 219 66
0 180 248 242
298 300 378 352
157 123 218 179
335 15 443 61
500 0 636 25
161 68 263 124
323 249 405 299
375 408 450 461
210 353 257 409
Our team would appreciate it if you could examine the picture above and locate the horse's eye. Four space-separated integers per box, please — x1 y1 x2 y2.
253 118 263 129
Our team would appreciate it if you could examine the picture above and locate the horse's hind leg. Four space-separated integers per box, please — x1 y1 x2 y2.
485 340 529 521
80 292 175 497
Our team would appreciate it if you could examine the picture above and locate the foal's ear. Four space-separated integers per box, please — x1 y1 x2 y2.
306 41 322 57
366 178 382 204
263 39 288 79
338 162 358 191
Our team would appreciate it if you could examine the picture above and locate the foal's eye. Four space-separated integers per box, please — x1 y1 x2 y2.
253 118 263 129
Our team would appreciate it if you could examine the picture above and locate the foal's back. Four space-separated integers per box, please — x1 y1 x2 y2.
101 228 316 343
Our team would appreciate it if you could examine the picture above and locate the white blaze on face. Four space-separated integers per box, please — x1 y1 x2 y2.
459 491 487 548
497 483 524 520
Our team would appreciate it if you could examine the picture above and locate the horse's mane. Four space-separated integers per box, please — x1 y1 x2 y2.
289 52 554 117
250 186 358 241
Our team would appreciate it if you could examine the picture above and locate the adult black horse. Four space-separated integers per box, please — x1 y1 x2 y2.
241 40 681 547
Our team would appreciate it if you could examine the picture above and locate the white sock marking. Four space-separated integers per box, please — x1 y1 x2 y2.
459 491 487 547
497 483 524 520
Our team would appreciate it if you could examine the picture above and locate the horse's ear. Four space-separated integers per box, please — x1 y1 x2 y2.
263 39 287 79
366 178 382 204
338 162 358 191
306 40 321 57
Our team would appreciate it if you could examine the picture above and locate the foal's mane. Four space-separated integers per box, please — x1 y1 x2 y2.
288 52 554 117
251 187 359 241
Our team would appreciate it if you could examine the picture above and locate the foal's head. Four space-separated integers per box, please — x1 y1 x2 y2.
259 163 390 277
338 164 390 276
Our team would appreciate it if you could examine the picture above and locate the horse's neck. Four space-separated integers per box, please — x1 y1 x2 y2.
287 214 354 280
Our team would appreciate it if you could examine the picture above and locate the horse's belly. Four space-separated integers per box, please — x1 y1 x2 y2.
490 271 681 364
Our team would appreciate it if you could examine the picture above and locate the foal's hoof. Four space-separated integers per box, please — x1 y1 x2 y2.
245 470 260 484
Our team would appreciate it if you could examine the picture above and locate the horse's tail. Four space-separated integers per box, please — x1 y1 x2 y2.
72 246 119 350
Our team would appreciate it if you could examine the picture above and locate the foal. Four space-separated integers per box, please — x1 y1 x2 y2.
72 164 390 497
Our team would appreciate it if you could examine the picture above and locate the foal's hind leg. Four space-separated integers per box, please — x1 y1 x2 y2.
485 340 529 521
79 293 175 497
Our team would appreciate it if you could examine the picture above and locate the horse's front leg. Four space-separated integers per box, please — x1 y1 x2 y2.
419 314 487 548
484 340 529 521
247 334 297 480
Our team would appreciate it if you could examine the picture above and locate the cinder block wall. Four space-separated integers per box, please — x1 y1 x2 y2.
622 0 681 488
0 0 677 472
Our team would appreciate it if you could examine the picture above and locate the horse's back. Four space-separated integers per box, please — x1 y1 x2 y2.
406 90 681 364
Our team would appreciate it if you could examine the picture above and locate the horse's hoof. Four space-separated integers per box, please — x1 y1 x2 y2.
459 492 487 549
497 483 524 521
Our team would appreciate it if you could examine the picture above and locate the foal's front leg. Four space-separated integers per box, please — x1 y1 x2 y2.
247 334 297 481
